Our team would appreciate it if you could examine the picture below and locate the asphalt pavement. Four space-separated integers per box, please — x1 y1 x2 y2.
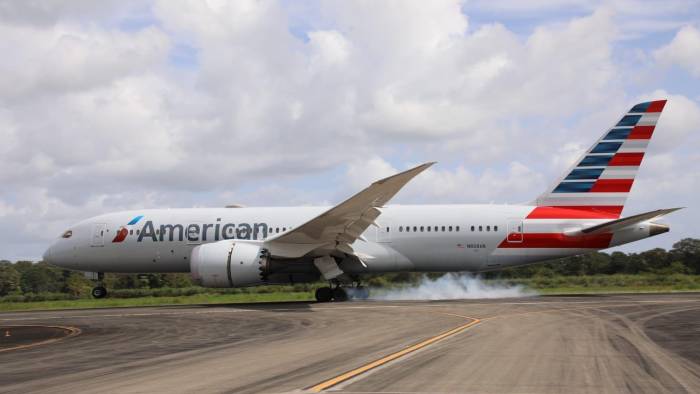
1 293 699 393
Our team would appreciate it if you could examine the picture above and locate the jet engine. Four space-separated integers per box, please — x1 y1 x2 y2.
190 240 269 287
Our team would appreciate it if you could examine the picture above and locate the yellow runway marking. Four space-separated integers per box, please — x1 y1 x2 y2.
0 325 81 353
306 314 480 392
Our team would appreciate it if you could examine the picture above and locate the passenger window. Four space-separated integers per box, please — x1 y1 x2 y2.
399 226 403 232
471 226 475 232
129 229 133 235
487 226 491 232
386 227 390 232
413 226 417 232
420 226 424 232
441 226 445 232
479 226 483 232
137 230 140 235
283 227 286 231
494 225 498 232
427 226 431 232
456 226 460 232
448 226 452 232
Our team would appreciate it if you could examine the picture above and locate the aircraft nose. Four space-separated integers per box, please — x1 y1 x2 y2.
42 245 53 263
43 242 70 268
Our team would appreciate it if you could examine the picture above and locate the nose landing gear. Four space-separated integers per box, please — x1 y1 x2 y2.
89 272 108 299
91 286 107 299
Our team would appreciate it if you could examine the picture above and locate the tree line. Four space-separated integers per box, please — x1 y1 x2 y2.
1 238 698 298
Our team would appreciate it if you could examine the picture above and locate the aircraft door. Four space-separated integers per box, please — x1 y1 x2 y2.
507 219 524 243
91 223 107 247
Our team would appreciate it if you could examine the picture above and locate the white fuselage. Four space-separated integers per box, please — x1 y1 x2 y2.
44 204 654 276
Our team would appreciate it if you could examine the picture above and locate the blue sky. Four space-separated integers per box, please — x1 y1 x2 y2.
0 0 699 259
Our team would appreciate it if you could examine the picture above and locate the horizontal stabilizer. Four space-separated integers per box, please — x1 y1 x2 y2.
581 207 683 235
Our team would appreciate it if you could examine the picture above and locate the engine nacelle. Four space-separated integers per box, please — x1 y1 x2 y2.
190 240 268 288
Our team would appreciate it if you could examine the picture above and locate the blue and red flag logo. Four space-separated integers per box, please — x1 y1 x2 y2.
112 215 144 243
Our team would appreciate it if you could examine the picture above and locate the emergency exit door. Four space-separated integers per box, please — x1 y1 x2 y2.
91 223 107 247
507 219 523 243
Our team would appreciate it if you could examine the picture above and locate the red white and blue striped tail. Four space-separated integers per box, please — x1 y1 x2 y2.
534 99 667 219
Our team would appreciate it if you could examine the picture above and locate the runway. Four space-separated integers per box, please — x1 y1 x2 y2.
1 293 700 393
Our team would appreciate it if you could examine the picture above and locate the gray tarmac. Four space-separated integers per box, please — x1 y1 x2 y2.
1 293 699 393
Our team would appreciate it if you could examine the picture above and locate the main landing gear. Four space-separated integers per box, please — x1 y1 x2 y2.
315 286 333 302
314 285 370 302
91 272 108 299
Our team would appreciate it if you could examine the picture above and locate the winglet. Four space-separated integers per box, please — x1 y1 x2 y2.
373 162 436 185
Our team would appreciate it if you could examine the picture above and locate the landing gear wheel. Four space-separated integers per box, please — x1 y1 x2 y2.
315 287 333 302
332 287 348 302
355 286 370 300
91 286 107 299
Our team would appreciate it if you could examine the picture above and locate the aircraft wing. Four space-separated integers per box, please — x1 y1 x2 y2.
265 162 434 258
581 207 683 235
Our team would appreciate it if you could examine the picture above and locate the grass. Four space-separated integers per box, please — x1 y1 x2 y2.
537 286 700 295
0 292 313 312
502 273 700 293
3 286 697 312
2 274 700 312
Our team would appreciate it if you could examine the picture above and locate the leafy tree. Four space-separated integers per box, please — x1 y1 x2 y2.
0 262 21 296
112 274 148 289
670 238 700 274
20 262 63 293
147 274 167 288
65 272 91 297
608 252 628 274
162 273 193 288
582 252 611 275
640 248 670 273
622 253 648 274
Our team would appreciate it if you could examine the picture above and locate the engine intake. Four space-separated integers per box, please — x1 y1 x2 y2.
190 240 269 288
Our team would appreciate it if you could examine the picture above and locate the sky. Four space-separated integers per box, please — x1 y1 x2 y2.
1 0 699 260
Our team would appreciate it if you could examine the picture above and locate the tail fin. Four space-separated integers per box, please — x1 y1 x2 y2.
535 100 667 218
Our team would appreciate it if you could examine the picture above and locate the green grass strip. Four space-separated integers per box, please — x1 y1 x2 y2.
0 292 313 312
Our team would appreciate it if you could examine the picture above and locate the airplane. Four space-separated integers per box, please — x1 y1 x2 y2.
44 100 680 302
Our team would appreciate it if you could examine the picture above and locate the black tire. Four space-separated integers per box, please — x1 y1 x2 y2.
332 287 348 302
315 287 332 302
92 286 107 299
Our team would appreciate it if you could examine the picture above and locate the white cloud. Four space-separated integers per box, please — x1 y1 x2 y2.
0 23 169 100
655 25 700 77
344 157 545 205
308 30 351 69
638 90 700 150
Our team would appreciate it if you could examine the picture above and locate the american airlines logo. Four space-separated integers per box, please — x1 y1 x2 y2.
113 216 270 243
112 215 144 243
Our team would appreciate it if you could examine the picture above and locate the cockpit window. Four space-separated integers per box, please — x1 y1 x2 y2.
61 230 73 239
